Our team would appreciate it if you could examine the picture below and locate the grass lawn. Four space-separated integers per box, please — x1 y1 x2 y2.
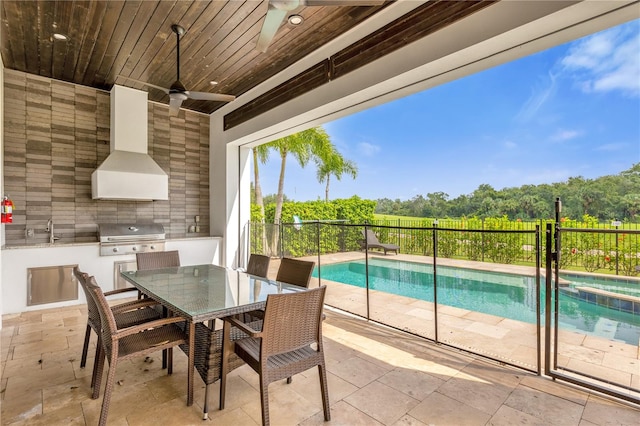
374 214 432 222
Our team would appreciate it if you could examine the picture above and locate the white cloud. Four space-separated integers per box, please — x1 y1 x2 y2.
594 142 628 152
516 72 557 121
503 140 517 149
551 129 582 142
358 141 381 156
561 22 640 97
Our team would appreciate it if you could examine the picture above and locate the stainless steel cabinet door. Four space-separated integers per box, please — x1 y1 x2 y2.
27 265 78 306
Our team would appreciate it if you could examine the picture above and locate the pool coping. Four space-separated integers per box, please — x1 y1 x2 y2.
574 287 640 304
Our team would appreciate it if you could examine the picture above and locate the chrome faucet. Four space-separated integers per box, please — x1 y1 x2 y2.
46 218 60 243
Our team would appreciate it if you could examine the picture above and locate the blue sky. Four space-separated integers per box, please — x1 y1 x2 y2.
257 19 640 202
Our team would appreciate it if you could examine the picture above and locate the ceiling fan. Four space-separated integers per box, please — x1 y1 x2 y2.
257 0 386 52
119 24 235 115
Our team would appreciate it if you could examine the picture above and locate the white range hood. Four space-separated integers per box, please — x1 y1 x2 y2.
91 85 168 201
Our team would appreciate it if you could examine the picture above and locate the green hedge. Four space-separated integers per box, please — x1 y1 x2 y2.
254 196 375 257
250 202 639 276
261 196 375 224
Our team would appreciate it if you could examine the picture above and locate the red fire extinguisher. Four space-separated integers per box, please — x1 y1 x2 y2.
2 195 15 223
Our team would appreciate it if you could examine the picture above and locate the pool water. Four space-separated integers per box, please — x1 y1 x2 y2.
314 258 640 345
563 273 640 298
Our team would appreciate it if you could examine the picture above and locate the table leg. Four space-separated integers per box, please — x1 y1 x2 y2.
162 306 168 369
219 319 231 410
188 320 195 406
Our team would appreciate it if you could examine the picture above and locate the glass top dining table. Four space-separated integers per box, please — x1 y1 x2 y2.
121 263 305 406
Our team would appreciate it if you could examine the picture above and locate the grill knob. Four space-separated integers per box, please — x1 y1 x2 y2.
132 247 137 251
150 245 155 250
112 247 118 253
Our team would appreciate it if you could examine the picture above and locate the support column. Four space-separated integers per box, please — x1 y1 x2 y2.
209 115 251 268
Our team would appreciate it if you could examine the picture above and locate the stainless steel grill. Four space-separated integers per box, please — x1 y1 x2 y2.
98 223 166 256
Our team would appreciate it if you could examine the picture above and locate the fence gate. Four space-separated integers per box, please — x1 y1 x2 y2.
545 223 639 404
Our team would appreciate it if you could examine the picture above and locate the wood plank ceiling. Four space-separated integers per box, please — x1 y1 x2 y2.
1 1 495 119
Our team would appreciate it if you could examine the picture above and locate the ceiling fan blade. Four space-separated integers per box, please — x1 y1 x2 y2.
169 96 183 115
257 5 288 52
122 24 235 113
304 0 385 5
187 91 236 102
116 76 170 94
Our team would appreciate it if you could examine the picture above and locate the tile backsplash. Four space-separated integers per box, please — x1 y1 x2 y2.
2 70 210 245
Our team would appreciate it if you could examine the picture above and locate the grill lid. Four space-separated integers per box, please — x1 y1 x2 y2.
98 223 165 243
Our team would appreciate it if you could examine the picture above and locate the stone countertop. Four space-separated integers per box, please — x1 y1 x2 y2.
1 236 222 250
1 241 99 249
166 236 222 242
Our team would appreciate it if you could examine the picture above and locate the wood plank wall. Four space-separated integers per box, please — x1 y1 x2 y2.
2 69 210 245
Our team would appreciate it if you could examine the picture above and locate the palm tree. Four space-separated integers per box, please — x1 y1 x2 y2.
252 145 270 221
316 151 358 201
260 128 325 254
269 130 316 225
252 145 270 253
253 126 358 253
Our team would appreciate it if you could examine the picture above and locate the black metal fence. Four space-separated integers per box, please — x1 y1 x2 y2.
246 220 640 276
245 220 542 373
243 220 640 402
556 228 640 275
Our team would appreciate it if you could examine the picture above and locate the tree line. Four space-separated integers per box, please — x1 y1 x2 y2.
250 125 638 223
375 163 640 222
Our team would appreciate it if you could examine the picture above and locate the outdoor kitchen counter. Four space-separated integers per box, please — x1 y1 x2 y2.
1 237 222 314
2 241 99 249
1 236 221 249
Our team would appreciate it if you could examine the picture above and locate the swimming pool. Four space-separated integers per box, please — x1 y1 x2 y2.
314 258 640 345
562 273 640 298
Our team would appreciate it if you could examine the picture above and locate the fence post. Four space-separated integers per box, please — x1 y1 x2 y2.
535 224 541 375
279 222 283 258
544 223 553 375
433 219 439 342
613 222 619 275
364 224 370 320
316 221 321 284
482 218 485 262
554 198 561 266
246 221 251 258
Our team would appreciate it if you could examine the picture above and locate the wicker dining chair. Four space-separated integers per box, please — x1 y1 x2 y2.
135 250 181 270
275 257 315 287
87 275 188 426
180 318 263 420
136 250 181 368
171 253 266 419
240 254 272 322
242 257 317 383
243 254 316 328
242 257 315 321
245 253 271 278
219 286 330 426
272 257 317 382
73 267 161 378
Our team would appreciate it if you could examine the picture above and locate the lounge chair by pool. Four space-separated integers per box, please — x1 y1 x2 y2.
360 229 399 255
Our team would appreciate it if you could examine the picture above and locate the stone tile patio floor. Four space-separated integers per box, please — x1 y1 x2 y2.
1 299 639 425
307 252 640 392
